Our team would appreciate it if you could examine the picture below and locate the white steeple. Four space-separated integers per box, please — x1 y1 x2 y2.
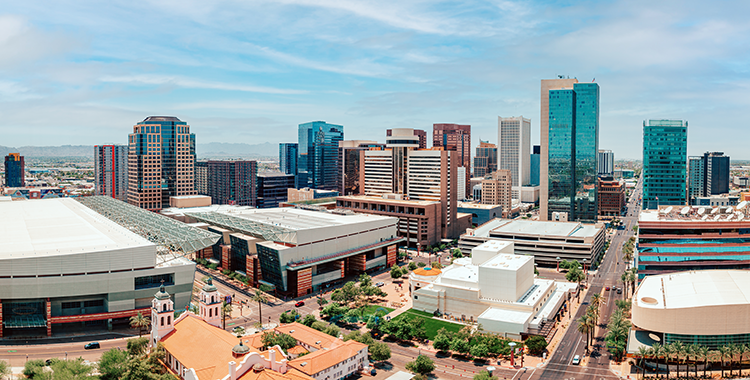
151 281 175 347
199 277 222 327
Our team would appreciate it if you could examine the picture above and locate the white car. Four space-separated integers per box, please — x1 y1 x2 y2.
572 355 581 365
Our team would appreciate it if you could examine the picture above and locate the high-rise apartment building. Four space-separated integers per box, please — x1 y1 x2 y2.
474 141 497 178
643 119 687 209
387 129 427 149
206 160 257 206
195 161 208 195
543 81 600 222
127 116 196 211
498 116 531 187
598 150 614 176
298 121 343 190
279 143 298 178
257 172 296 208
338 140 383 196
530 145 540 187
688 151 730 204
481 170 512 216
433 123 471 195
94 145 128 200
4 153 25 187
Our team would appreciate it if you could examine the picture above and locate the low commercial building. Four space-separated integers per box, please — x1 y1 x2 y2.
287 188 339 202
628 270 750 355
598 177 625 217
459 219 605 267
637 205 750 279
411 240 577 339
185 207 403 297
457 202 503 226
0 197 217 338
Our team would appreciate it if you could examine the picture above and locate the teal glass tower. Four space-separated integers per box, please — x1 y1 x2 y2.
643 119 687 209
298 121 344 190
547 82 600 222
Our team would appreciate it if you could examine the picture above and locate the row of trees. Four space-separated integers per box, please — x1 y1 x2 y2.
342 330 391 362
604 308 632 361
634 342 750 379
576 292 604 353
431 326 540 360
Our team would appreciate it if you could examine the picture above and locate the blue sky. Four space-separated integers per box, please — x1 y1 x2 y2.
1 0 749 159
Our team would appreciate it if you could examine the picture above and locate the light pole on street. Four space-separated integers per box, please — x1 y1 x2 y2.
509 342 517 367
556 256 561 272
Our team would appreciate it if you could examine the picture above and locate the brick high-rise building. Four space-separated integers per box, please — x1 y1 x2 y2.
474 141 497 178
4 153 25 187
433 123 471 195
207 160 257 206
127 116 196 211
597 177 625 217
194 161 208 195
94 145 128 200
481 170 512 217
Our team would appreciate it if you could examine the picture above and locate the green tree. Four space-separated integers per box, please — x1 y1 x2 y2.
408 261 418 270
250 288 269 326
311 320 329 331
122 356 153 380
470 343 489 359
390 265 404 279
405 355 434 376
0 360 10 380
432 332 451 352
577 315 592 352
263 332 298 351
473 370 498 380
323 324 341 338
127 337 149 357
697 345 710 379
129 312 150 337
316 297 328 308
635 346 650 379
280 309 301 323
566 265 585 285
221 300 233 329
451 338 471 355
525 336 548 356
301 314 317 327
99 348 129 380
23 360 46 379
50 358 95 379
370 342 391 362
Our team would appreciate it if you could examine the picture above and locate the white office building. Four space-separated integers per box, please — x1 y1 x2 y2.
498 116 532 198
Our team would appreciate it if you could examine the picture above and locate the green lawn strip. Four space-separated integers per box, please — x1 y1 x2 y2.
362 305 394 315
391 309 464 340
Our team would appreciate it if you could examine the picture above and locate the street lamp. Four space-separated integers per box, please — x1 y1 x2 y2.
556 256 561 272
486 366 496 376
509 342 517 367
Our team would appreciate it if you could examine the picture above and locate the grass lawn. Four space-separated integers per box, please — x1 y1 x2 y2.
390 309 464 340
362 305 394 315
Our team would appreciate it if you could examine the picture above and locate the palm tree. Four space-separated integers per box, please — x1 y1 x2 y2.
250 288 268 326
686 343 699 378
718 345 730 379
698 346 710 379
587 305 599 329
636 346 651 379
221 300 232 330
651 343 662 378
129 312 150 337
729 343 741 378
577 315 592 353
591 293 603 310
671 341 685 378
662 343 673 378
741 343 750 378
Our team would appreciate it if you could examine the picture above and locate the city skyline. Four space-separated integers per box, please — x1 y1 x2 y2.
1 1 750 159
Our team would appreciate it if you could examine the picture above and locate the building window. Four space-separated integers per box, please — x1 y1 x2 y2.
83 300 104 308
61 302 80 309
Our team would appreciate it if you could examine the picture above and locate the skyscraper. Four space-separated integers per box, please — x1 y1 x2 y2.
544 81 600 222
298 121 344 190
387 129 427 149
279 143 298 177
530 145 540 187
597 150 614 176
195 161 208 194
257 172 296 208
4 153 25 187
643 119 687 209
206 160 257 206
688 151 730 204
433 123 471 195
498 116 531 199
338 140 383 196
94 145 128 200
473 141 497 178
127 116 196 211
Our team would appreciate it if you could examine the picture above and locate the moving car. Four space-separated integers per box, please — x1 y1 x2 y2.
375 282 385 287
572 355 580 365
84 342 100 350
295 301 305 307
605 286 610 291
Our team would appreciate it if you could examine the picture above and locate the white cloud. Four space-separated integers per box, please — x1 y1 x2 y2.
99 75 308 95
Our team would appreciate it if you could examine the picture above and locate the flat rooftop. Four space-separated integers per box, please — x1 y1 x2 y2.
337 195 439 206
0 197 154 259
478 307 532 325
457 202 502 210
217 207 392 230
635 270 750 310
640 205 750 223
481 253 531 271
490 219 601 238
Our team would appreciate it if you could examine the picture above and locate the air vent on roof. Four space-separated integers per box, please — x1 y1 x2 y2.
290 330 295 333
316 341 321 344
300 362 307 367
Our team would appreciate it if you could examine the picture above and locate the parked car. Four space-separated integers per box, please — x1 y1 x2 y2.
84 342 100 350
375 282 385 287
617 288 622 294
572 355 580 365
295 301 305 307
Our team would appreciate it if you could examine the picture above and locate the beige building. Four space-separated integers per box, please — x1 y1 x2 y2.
540 78 578 221
481 170 512 217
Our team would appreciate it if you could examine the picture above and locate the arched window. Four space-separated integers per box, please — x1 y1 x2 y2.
167 315 171 325
209 308 212 318
211 295 215 304
161 316 164 326
163 303 167 312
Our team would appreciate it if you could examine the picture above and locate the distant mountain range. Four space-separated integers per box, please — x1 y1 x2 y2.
0 142 279 159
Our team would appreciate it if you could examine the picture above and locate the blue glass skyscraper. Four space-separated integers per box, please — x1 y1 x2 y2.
643 119 687 209
297 121 344 190
547 82 599 222
279 143 298 187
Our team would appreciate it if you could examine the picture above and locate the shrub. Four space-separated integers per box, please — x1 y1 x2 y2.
417 262 426 267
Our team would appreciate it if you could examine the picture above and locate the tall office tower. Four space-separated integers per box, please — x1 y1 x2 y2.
298 121 344 190
544 81 600 222
279 143 298 177
94 145 128 200
540 78 579 220
474 141 497 178
433 123 471 195
128 116 196 211
195 161 208 194
498 116 531 200
481 170 512 214
598 150 614 176
386 129 420 195
643 119 687 209
456 167 466 200
338 140 383 196
206 160 257 206
4 153 25 187
530 145 540 186
387 129 427 149
257 172 296 208
688 151 730 204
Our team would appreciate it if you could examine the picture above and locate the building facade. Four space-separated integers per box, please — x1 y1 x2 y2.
498 116 531 190
94 145 128 201
530 145 540 187
597 150 614 176
688 152 730 204
387 128 427 149
297 121 343 191
194 161 208 195
481 170 512 216
545 82 600 222
338 140 383 196
4 153 24 187
433 123 471 195
597 177 625 217
473 141 497 178
206 160 257 206
257 172 296 208
279 142 298 179
127 116 197 211
643 119 687 209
